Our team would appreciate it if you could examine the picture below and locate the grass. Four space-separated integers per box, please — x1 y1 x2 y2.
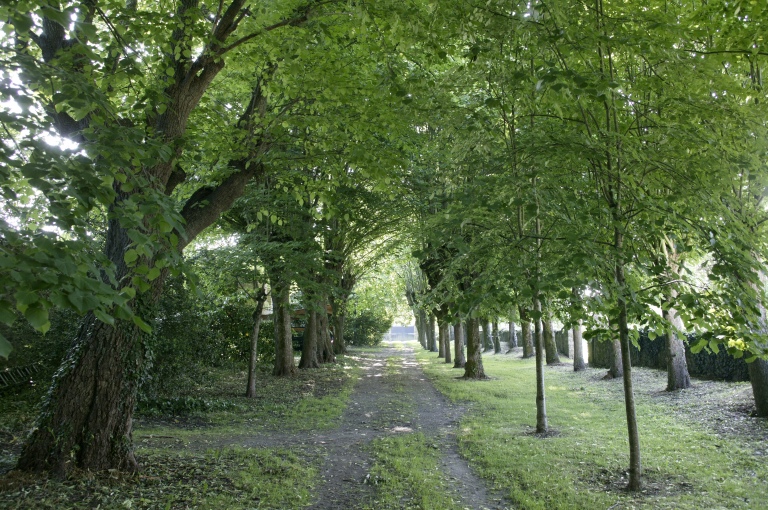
416 344 768 509
363 433 463 510
0 353 363 509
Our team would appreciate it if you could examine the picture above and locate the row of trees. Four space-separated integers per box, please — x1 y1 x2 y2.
398 0 768 492
1 0 767 495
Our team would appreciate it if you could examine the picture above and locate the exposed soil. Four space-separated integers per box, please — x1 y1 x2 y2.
174 344 509 509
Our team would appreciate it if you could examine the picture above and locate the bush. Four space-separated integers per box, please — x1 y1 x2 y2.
344 309 392 346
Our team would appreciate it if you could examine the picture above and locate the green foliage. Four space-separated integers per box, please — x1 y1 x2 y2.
345 308 393 347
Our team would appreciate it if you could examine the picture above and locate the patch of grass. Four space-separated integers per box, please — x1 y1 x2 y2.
417 346 768 510
135 354 361 439
0 446 316 509
364 432 463 510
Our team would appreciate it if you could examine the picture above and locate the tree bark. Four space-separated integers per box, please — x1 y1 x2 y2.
318 300 335 364
462 318 487 379
272 283 296 377
481 321 492 352
534 296 548 434
416 311 427 349
245 291 268 397
519 306 534 358
662 296 691 391
438 321 446 358
299 309 320 369
333 312 346 355
441 322 452 364
427 314 437 352
507 321 518 351
749 360 768 417
17 313 141 475
543 319 560 365
608 337 623 379
572 322 586 372
493 320 501 354
453 321 466 368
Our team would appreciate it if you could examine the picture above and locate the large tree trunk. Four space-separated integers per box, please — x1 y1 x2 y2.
519 306 534 358
533 296 548 434
572 322 586 372
453 321 466 368
493 321 501 354
17 313 141 475
299 309 320 369
662 296 691 391
273 283 296 377
543 319 560 365
245 293 268 397
462 318 487 379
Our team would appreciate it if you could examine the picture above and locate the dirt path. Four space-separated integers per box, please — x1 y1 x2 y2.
301 342 507 510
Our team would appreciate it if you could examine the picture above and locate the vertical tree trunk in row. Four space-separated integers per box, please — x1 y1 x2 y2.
299 308 320 369
273 283 296 377
544 319 560 364
572 321 586 372
428 314 437 352
481 321 492 352
453 321 466 368
749 361 768 417
608 337 623 379
318 302 335 364
493 321 501 354
246 291 268 397
533 296 548 434
416 311 427 349
333 312 346 355
662 291 691 391
462 318 487 379
519 306 534 358
441 322 452 364
507 321 518 350
438 321 446 358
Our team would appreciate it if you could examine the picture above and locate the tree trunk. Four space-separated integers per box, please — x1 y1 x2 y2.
608 337 623 379
749 360 768 417
441 322 452 364
245 294 268 397
299 308 320 369
417 310 428 349
519 306 534 358
543 319 560 364
427 314 437 352
662 296 691 391
273 283 296 377
453 321 466 368
533 296 548 434
572 322 586 372
333 311 346 355
17 313 141 475
481 321 492 352
493 321 501 354
438 321 446 358
318 301 335 363
507 321 518 350
462 318 487 379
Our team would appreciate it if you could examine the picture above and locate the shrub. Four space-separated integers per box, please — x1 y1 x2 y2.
344 309 393 346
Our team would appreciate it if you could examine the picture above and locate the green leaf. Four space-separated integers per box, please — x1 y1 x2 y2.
132 315 152 333
94 309 115 326
0 301 16 325
0 333 12 360
124 249 139 265
147 267 161 281
25 304 51 334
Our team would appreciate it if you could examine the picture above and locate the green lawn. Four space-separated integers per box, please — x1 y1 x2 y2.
416 345 768 510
